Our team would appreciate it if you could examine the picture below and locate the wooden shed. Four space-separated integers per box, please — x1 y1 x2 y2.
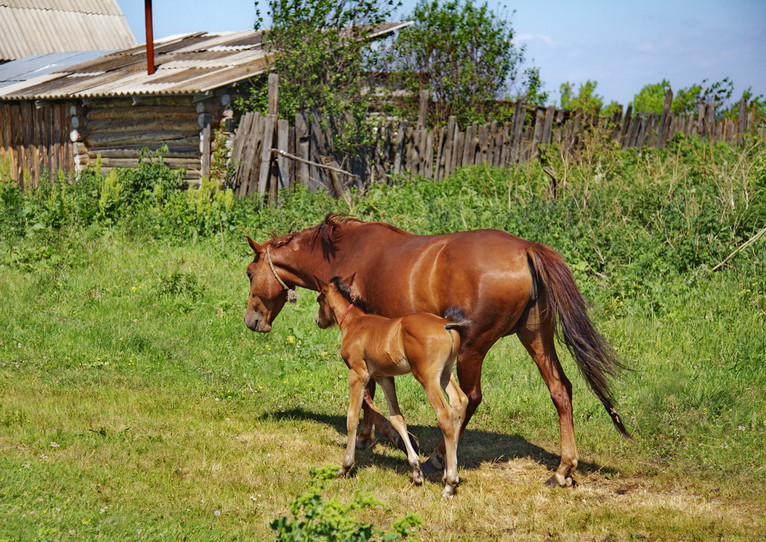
0 31 275 186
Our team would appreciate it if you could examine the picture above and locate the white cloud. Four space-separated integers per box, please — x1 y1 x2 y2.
514 33 556 48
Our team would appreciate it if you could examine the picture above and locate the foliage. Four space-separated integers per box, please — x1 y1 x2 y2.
271 466 422 540
239 0 399 153
631 77 765 121
518 66 549 107
386 0 525 126
631 79 673 114
558 80 618 115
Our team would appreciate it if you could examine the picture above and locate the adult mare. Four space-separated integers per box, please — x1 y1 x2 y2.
244 214 630 487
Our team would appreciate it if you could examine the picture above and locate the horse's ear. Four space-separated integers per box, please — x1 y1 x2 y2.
246 236 262 254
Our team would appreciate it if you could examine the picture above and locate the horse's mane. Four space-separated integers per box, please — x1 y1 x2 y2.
269 213 407 252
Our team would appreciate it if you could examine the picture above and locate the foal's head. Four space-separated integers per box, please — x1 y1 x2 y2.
314 275 356 329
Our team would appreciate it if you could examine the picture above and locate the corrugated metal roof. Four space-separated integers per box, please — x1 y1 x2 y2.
0 22 410 101
0 0 136 61
0 50 110 88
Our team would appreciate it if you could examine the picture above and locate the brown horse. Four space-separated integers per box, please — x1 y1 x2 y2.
244 214 630 487
314 275 469 497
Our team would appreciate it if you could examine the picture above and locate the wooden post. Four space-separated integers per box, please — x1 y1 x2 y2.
658 89 673 147
276 118 289 192
257 113 275 194
268 73 279 116
295 112 310 187
510 101 526 163
199 112 212 180
738 97 748 144
620 105 632 149
418 89 429 128
393 121 407 175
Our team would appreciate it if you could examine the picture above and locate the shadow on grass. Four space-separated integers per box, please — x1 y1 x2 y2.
259 407 619 480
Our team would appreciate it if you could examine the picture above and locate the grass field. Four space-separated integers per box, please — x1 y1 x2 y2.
1 137 765 540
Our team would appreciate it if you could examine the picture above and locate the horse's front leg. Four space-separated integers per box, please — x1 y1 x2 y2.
340 369 368 477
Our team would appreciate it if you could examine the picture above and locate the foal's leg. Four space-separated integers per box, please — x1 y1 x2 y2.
377 377 423 485
422 345 489 474
443 372 469 446
340 368 368 477
359 383 411 453
517 310 578 487
419 374 462 497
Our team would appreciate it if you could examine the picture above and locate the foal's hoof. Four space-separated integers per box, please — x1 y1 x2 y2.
544 473 575 488
395 432 420 456
421 454 443 475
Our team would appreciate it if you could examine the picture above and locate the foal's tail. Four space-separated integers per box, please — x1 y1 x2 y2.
442 306 471 330
527 244 632 439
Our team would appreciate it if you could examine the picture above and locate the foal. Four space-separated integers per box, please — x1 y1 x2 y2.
314 275 470 497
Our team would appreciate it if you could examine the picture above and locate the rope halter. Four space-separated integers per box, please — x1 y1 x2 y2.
266 245 298 304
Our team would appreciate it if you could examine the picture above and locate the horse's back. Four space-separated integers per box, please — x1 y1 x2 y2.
354 229 535 332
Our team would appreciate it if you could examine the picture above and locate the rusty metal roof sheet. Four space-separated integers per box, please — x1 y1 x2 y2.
0 22 410 101
0 0 136 61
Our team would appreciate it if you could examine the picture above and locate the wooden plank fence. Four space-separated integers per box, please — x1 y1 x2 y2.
228 93 765 198
0 100 76 188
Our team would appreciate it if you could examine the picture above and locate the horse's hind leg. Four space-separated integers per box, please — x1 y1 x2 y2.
517 308 578 487
359 383 418 455
377 377 423 484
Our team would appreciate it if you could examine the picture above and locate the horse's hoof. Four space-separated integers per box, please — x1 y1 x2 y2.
412 465 424 486
395 432 420 456
544 473 575 487
441 485 456 498
355 435 376 451
421 455 443 475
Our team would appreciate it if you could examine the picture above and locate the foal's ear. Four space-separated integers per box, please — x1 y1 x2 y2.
343 272 357 287
312 274 327 291
246 236 262 254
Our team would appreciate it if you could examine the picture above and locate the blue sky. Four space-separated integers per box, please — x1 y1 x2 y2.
121 1 766 107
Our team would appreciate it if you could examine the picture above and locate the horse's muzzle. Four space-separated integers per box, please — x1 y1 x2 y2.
244 313 271 333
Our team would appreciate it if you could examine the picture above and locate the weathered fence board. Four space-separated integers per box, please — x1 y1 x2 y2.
228 99 765 198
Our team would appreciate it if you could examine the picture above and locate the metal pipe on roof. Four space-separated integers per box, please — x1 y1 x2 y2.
144 0 155 75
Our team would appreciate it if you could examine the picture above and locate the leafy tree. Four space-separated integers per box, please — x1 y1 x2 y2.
519 66 549 107
387 0 526 126
632 77 743 119
631 79 672 114
239 0 400 152
559 80 604 113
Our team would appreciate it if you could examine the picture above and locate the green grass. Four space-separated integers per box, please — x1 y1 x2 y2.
1 136 765 540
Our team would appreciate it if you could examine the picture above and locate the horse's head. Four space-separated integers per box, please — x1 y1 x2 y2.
312 275 335 329
244 236 289 333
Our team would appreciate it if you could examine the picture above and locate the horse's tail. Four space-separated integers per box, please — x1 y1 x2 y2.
527 243 632 439
443 306 472 330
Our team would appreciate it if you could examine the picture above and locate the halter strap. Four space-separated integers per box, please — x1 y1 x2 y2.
338 303 354 328
266 245 297 303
